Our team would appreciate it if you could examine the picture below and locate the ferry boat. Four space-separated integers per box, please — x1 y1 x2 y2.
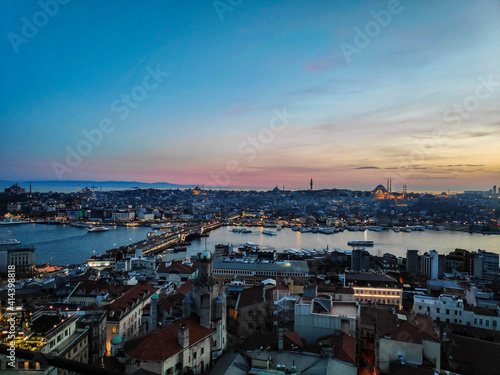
0 218 29 225
0 239 21 246
348 240 374 246
87 226 109 232
71 222 87 228
232 228 252 233
262 230 277 236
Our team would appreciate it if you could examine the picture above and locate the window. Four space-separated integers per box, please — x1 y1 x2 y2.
436 308 440 313
479 319 483 325
249 323 254 332
446 309 450 315
493 321 497 328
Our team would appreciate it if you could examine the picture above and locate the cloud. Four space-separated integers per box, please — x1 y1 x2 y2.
354 166 380 170
303 56 346 73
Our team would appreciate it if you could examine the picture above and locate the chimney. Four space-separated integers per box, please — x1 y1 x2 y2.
178 324 189 348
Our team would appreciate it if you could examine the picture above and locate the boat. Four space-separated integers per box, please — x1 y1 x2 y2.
317 227 334 234
232 228 252 233
299 227 312 233
87 226 109 232
263 230 277 236
392 227 400 232
348 240 374 246
368 227 382 232
0 239 21 246
276 225 282 231
435 226 445 231
71 222 88 228
400 227 412 233
0 218 29 225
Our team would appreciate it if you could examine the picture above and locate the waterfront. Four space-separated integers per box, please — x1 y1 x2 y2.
187 226 500 259
2 224 500 265
0 223 152 265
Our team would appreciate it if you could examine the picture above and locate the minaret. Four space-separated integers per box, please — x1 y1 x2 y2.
310 178 313 190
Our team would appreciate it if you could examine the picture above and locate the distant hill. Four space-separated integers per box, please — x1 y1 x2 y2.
0 180 194 193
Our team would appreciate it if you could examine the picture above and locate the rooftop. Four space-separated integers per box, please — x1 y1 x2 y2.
123 317 214 361
213 259 309 273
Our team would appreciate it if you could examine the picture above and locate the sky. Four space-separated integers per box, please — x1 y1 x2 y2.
1 0 499 192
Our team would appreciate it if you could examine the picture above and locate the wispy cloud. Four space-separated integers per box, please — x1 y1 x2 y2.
354 166 380 170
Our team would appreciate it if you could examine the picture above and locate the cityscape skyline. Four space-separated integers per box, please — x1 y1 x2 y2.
1 1 500 192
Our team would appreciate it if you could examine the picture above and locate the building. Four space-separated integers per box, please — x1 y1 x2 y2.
183 251 227 359
0 247 35 275
0 312 89 374
406 249 419 274
477 249 499 277
244 349 357 375
105 283 159 354
413 294 500 330
212 259 309 281
121 317 215 374
111 210 135 221
344 273 403 309
76 311 107 364
294 296 359 343
113 251 227 374
376 311 440 373
413 295 465 324
351 249 370 272
226 284 272 337
156 260 198 284
421 250 444 280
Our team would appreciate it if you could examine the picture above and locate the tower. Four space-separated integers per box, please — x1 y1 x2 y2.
183 251 227 358
310 178 313 190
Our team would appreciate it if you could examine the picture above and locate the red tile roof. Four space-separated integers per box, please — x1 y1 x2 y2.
156 261 196 275
158 293 185 313
238 285 264 309
123 317 214 361
176 279 192 297
284 332 304 348
106 283 158 321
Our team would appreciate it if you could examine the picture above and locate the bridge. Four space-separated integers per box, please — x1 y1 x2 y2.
140 222 221 256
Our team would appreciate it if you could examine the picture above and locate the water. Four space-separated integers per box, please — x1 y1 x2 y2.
0 224 152 265
1 224 499 266
186 226 500 259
